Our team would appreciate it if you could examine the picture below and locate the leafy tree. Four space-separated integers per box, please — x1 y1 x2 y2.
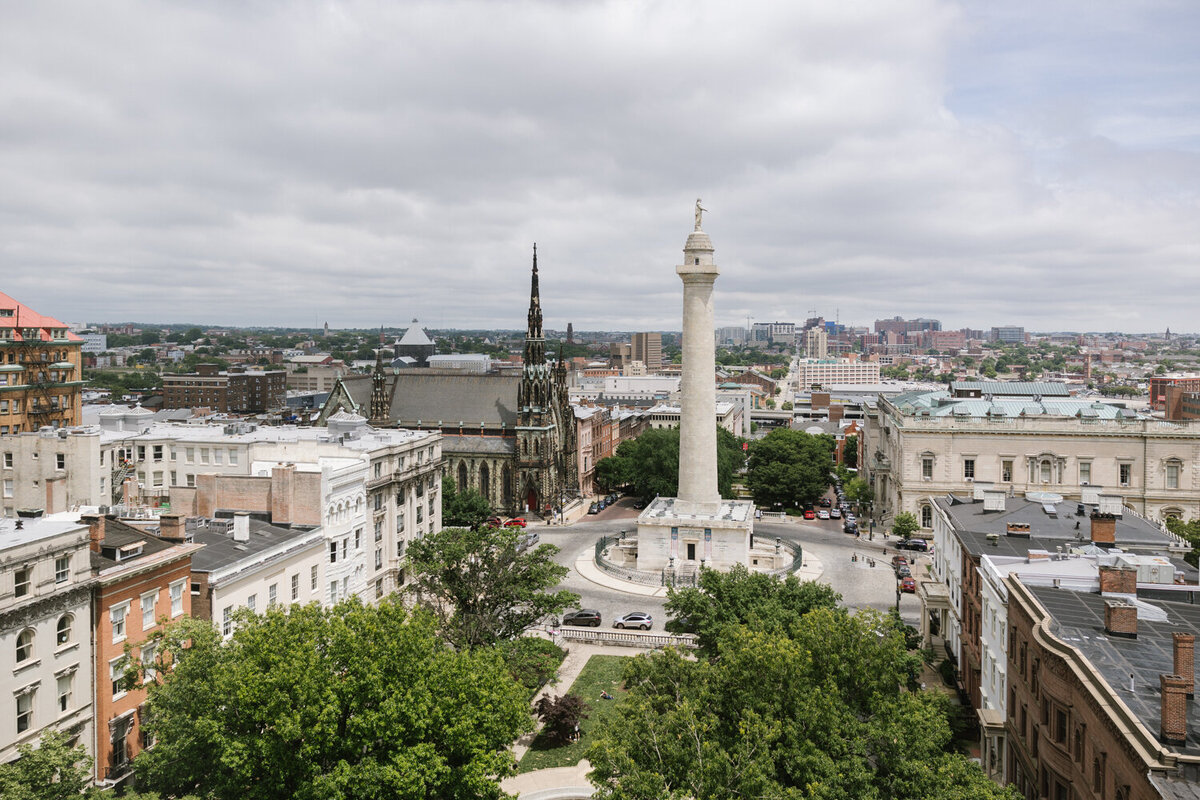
405 525 578 648
497 637 566 696
441 475 493 528
181 326 204 342
1166 518 1200 567
892 511 920 539
664 563 841 656
594 427 744 503
535 693 590 745
139 329 161 345
844 476 873 506
843 433 858 468
135 601 530 800
0 730 93 800
780 400 793 410
588 610 1015 800
745 428 833 509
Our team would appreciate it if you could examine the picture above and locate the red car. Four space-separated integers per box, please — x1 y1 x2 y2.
485 517 502 528
900 577 916 593
504 517 527 528
803 509 816 520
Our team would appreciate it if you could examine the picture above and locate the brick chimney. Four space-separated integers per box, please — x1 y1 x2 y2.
158 513 186 543
1091 512 1116 544
1099 565 1137 595
1174 633 1195 698
80 513 104 553
1160 673 1190 746
1104 599 1137 639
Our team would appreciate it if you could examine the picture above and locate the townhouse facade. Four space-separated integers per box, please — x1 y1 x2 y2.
0 292 85 434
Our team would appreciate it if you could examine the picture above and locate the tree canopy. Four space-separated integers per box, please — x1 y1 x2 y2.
587 608 1017 800
892 511 920 539
441 475 493 528
745 428 834 509
664 563 841 656
135 600 531 800
593 426 745 502
405 525 578 648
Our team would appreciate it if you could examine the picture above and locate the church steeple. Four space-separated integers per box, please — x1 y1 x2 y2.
524 244 545 366
369 330 390 423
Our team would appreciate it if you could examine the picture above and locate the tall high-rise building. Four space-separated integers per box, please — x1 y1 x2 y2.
631 332 662 370
0 292 84 433
804 328 828 359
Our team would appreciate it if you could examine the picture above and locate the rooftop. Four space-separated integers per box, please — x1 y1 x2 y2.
190 517 323 574
0 516 88 551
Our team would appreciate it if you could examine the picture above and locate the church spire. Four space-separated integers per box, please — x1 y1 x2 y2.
369 333 389 423
524 243 545 366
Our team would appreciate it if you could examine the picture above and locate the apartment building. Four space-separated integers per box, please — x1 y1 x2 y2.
794 357 881 389
861 387 1200 527
0 516 96 768
631 332 662 371
0 291 84 433
161 364 286 412
2 427 102 517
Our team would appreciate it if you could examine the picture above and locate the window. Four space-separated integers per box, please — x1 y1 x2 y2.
185 447 194 464
354 529 362 550
376 578 383 599
341 539 348 560
3 479 13 499
111 602 129 642
111 657 127 699
222 606 234 637
1053 706 1068 744
921 505 933 528
329 542 338 563
1120 463 1131 486
142 642 157 681
373 493 383 512
56 453 65 470
1167 462 1180 490
2 453 10 468
141 590 159 630
1040 460 1052 483
153 445 163 460
229 449 238 465
329 581 338 605
16 692 32 733
55 554 70 584
170 580 185 617
213 448 223 465
374 520 382 541
56 614 72 645
57 673 73 713
416 506 423 524
922 457 933 480
1079 461 1092 485
268 583 277 606
1001 460 1013 482
246 594 256 613
374 462 382 478
186 474 195 488
13 564 29 596
16 629 34 663
397 512 405 532
963 459 975 480
199 447 209 464
291 573 299 601
375 548 382 570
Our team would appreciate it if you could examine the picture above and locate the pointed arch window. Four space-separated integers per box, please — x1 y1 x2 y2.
458 462 469 491
479 463 490 502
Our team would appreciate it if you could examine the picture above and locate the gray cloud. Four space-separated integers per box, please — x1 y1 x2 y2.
1 0 1197 333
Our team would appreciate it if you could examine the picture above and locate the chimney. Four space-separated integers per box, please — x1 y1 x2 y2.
1091 513 1116 544
1174 633 1195 697
232 512 250 543
81 513 104 553
1104 599 1137 639
1099 565 1137 595
122 476 137 508
158 513 186 543
1006 522 1031 538
1160 674 1190 746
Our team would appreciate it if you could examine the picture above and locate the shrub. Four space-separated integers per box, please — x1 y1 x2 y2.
535 693 590 745
498 637 566 696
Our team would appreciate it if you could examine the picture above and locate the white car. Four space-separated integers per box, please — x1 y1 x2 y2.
817 509 830 520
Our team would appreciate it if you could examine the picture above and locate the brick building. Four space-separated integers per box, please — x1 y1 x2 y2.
1150 376 1200 412
161 364 285 413
0 291 84 433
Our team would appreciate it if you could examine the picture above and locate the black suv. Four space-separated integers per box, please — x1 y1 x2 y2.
896 538 928 552
562 609 602 627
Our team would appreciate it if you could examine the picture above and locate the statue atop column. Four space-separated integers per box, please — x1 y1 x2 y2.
694 198 707 231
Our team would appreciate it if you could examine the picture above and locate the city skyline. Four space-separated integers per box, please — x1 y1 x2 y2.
2 1 1198 332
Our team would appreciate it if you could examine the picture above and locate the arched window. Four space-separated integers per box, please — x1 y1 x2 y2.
458 462 469 491
57 614 73 645
16 629 34 663
921 505 933 528
502 465 513 507
479 463 490 502
1162 507 1184 521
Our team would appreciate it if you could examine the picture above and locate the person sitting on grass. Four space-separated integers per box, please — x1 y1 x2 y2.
600 690 614 700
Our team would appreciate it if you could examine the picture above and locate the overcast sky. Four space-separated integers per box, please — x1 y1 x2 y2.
3 1 1198 334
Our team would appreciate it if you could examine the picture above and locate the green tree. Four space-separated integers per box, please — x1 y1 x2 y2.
181 327 204 342
594 453 631 492
405 525 578 648
845 476 873 507
135 601 530 800
745 428 833 509
588 610 1015 800
139 329 161 345
595 427 744 503
0 729 93 800
892 511 920 539
441 475 493 528
843 434 858 469
664 563 841 656
535 694 590 745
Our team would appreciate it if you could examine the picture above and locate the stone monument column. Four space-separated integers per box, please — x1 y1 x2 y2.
676 204 720 509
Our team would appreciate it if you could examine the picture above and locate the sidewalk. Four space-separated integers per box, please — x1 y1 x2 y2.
574 546 825 596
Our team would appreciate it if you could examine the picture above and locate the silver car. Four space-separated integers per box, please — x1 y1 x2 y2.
613 612 653 630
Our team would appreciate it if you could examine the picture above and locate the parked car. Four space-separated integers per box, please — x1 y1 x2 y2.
900 576 917 593
562 609 602 627
613 611 653 630
803 509 816 520
588 503 600 515
819 498 831 507
895 565 912 578
504 517 527 528
817 509 830 520
845 514 856 524
633 499 647 510
843 522 858 535
517 532 540 552
891 555 908 568
896 538 928 552
485 516 502 528
830 508 841 519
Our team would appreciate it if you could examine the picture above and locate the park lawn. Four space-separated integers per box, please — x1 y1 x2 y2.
517 654 630 773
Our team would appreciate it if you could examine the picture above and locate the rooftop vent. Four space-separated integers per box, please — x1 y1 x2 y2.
972 481 994 502
1097 494 1124 516
982 489 1006 512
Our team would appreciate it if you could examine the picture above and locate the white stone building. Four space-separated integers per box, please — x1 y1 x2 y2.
794 357 881 389
0 516 95 766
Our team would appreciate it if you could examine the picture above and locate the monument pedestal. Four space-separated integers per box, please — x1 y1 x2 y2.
635 497 758 572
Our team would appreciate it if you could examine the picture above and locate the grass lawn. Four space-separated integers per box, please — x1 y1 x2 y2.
517 654 630 773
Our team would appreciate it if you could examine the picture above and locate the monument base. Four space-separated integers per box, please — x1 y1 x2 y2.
635 496 768 573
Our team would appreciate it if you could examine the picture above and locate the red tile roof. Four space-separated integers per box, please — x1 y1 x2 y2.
0 291 83 342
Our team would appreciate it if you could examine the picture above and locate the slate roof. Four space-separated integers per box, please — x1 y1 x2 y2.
1029 585 1200 758
337 370 521 427
397 322 434 347
91 517 182 571
439 434 517 455
190 518 320 573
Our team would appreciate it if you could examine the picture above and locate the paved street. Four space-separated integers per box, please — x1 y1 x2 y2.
536 496 926 631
